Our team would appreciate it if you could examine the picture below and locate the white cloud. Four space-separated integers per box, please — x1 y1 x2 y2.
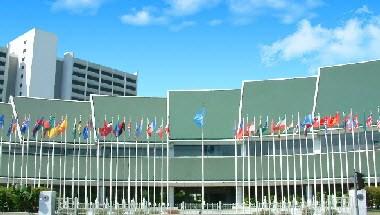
228 0 323 24
51 0 104 14
120 9 167 26
169 21 196 31
208 19 223 26
355 5 372 15
261 12 380 73
165 0 220 16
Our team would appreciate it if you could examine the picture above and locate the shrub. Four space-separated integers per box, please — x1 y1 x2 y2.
0 186 47 212
366 186 380 208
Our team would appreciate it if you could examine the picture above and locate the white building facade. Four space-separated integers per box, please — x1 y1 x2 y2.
0 28 137 102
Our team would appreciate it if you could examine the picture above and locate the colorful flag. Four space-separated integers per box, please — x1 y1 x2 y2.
235 120 244 140
32 117 44 137
366 114 373 128
82 126 89 140
57 118 67 134
99 121 113 137
193 107 206 128
165 123 170 137
301 114 313 128
0 115 4 128
72 121 78 139
146 118 153 138
135 118 143 137
7 118 16 137
272 117 286 133
20 117 30 135
156 120 164 140
114 121 125 137
327 112 340 128
127 120 132 137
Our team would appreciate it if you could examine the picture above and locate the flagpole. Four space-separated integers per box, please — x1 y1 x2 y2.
234 120 238 208
7 120 12 188
259 116 264 206
20 116 25 187
63 115 68 203
285 115 290 203
12 129 16 186
372 106 378 187
201 124 205 210
320 114 324 205
310 114 317 206
25 115 31 187
153 117 157 208
364 112 371 187
343 112 349 193
253 116 258 211
330 116 337 198
96 126 100 207
85 118 89 207
59 116 63 201
38 126 44 188
291 114 296 205
110 116 113 207
72 118 76 201
166 121 169 209
128 118 131 207
89 118 93 205
135 123 138 205
271 119 277 204
51 117 56 191
247 115 251 209
77 116 82 202
242 117 245 211
338 119 344 195
324 115 331 198
115 116 120 206
34 129 37 188
147 118 150 207
297 113 304 205
160 118 164 212
279 117 284 203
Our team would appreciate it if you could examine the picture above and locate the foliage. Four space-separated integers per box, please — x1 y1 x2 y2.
0 185 47 212
366 186 380 208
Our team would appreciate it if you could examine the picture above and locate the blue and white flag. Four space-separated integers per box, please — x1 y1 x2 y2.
82 126 89 140
0 115 4 129
20 118 30 135
193 107 206 128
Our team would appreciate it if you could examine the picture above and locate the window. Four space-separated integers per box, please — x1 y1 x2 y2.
19 83 22 88
23 49 26 53
24 40 27 44
73 71 85 78
87 83 98 90
73 63 86 70
0 52 6 58
19 92 22 96
126 77 136 84
21 65 25 69
0 61 5 66
113 73 124 80
22 57 25 62
101 79 112 85
126 85 136 91
0 70 4 75
88 67 99 74
101 71 112 78
0 80 4 84
72 88 84 95
100 86 112 92
113 90 124 96
114 82 124 88
20 74 23 79
72 80 85 86
87 75 99 82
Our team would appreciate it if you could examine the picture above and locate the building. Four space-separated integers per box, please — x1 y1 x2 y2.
0 59 379 210
0 28 137 102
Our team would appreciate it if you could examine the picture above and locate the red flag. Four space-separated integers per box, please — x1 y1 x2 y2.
366 114 373 128
327 113 340 128
99 121 112 137
235 121 243 140
165 123 170 137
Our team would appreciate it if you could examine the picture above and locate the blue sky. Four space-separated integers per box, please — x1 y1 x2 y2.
1 0 380 96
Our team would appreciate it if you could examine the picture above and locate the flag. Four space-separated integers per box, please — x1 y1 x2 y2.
156 120 164 140
20 117 30 135
72 121 77 139
165 123 170 137
366 114 373 128
114 121 125 137
0 115 4 129
77 120 82 136
235 120 244 140
327 113 340 128
301 114 313 128
193 108 206 128
127 120 132 137
135 118 143 137
146 118 153 138
245 121 255 136
57 118 67 134
7 118 16 137
377 119 380 129
32 117 44 137
99 121 113 137
82 126 89 140
272 117 286 133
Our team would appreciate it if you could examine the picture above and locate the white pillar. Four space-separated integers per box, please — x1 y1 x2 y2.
306 184 313 205
168 186 174 207
236 186 243 205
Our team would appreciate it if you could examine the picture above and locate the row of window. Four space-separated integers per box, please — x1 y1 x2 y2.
73 63 86 70
0 61 5 66
72 88 85 95
73 71 85 78
126 77 137 84
87 75 99 82
0 70 4 75
0 52 6 58
88 67 99 74
72 80 85 87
